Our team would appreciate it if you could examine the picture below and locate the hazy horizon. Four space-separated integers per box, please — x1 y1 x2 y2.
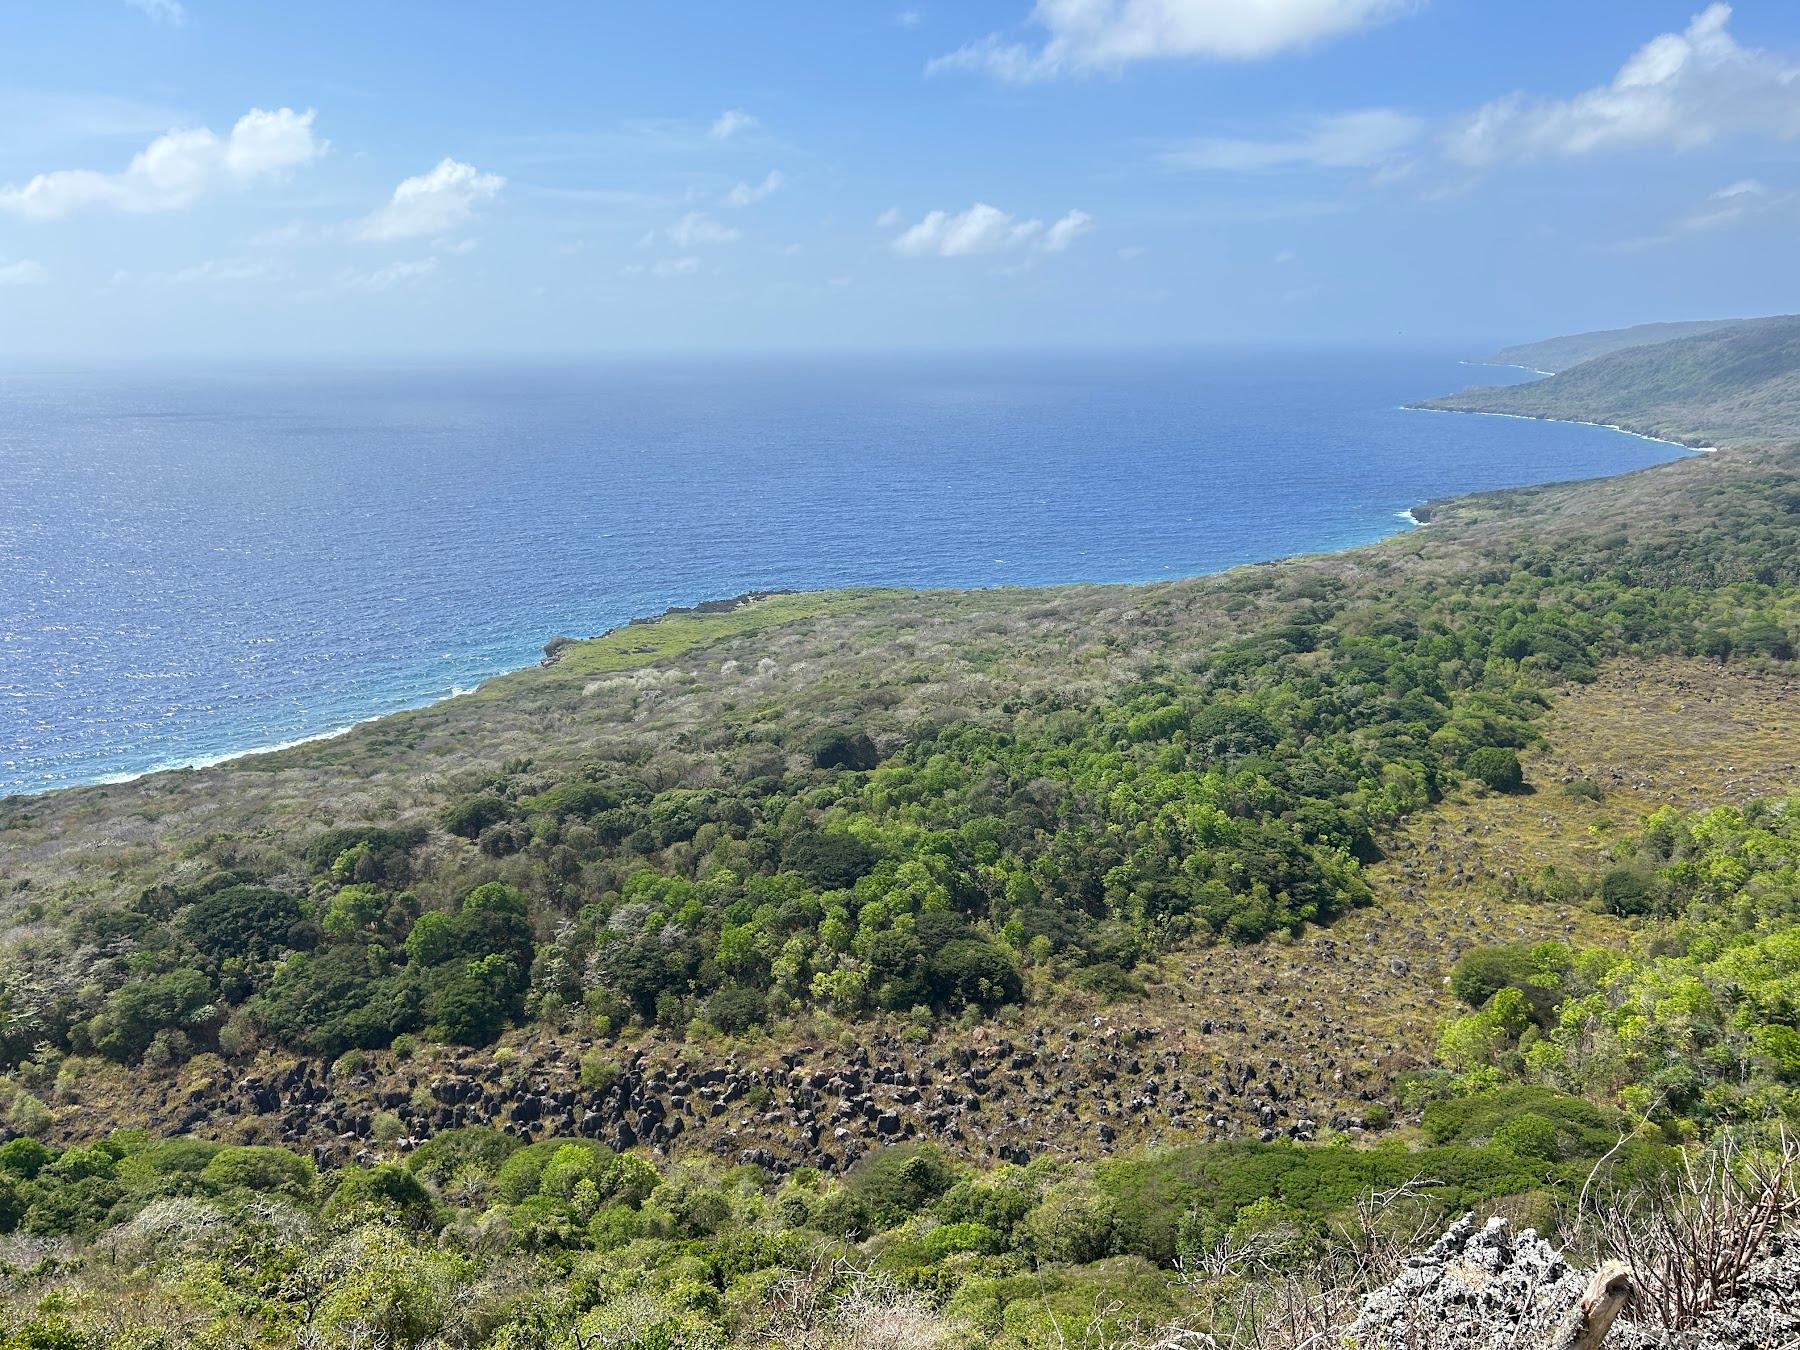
3 2 1800 360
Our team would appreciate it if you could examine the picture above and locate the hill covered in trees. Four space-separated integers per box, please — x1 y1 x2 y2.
1424 314 1800 449
0 329 1798 1346
1483 319 1737 374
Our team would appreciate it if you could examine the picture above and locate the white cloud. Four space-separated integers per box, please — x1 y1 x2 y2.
667 211 739 246
726 170 784 207
891 202 1093 259
1042 209 1095 252
1166 109 1423 170
0 259 49 287
709 109 758 140
0 107 323 220
342 257 439 293
896 9 923 27
875 207 903 228
653 256 702 279
125 0 187 24
931 0 1414 80
357 158 504 241
1446 5 1800 168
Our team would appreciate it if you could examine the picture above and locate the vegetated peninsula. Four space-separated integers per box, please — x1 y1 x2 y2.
0 330 1798 1346
1420 312 1800 449
1483 317 1738 374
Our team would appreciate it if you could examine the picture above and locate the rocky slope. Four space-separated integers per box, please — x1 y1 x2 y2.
1348 1215 1800 1349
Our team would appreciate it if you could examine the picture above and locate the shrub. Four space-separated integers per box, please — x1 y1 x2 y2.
323 1162 437 1229
1467 746 1524 793
809 730 878 771
781 832 878 889
200 1145 316 1199
180 885 307 961
1074 961 1142 1000
848 1145 960 1231
1448 944 1565 1023
1600 868 1658 917
441 795 511 840
1026 1180 1117 1264
408 1126 521 1185
579 1053 622 1093
1493 1112 1564 1162
706 985 768 1035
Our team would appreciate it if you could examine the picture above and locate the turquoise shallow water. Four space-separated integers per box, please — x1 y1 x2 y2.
0 350 1690 796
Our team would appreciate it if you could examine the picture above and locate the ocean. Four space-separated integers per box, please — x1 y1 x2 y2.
0 351 1694 797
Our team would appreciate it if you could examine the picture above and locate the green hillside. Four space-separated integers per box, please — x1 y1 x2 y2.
1485 318 1736 373
1424 313 1800 448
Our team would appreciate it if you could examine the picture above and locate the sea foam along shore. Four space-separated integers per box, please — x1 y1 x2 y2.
81 683 483 793
1406 403 1720 454
1458 357 1557 377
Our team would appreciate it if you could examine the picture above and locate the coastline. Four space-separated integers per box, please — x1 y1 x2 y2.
76 683 484 793
1458 358 1558 377
1405 403 1720 454
7 407 1705 803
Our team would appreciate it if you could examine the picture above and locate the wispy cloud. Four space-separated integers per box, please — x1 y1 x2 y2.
667 212 739 247
726 170 784 207
0 107 323 220
709 109 758 140
124 0 187 25
1165 109 1423 171
169 257 275 284
340 257 439 292
623 256 704 280
356 159 504 241
1618 177 1790 251
932 0 1415 81
0 259 50 287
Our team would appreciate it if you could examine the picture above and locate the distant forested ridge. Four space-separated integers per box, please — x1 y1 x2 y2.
1424 313 1800 449
1484 318 1737 373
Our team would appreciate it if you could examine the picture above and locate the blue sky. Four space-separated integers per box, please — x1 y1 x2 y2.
2 0 1799 357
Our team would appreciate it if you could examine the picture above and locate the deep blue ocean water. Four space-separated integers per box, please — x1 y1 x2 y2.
0 352 1694 797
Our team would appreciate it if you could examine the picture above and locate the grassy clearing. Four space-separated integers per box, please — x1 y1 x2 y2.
481 588 897 690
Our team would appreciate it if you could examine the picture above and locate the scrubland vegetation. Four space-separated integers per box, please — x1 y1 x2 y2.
0 339 1799 1344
